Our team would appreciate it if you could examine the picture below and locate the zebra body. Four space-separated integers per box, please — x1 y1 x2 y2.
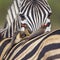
0 30 60 60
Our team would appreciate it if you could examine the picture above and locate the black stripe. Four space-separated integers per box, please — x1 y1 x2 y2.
39 30 60 44
22 40 41 60
7 39 35 59
34 5 37 30
37 5 41 27
51 30 60 35
13 19 15 31
31 5 36 30
31 5 35 26
40 2 50 15
21 0 26 6
27 4 34 30
6 32 46 59
21 3 27 12
10 6 15 35
6 28 9 38
17 19 21 29
0 39 11 55
15 0 20 12
46 54 60 60
37 4 42 24
4 21 8 28
38 2 46 23
26 14 33 30
21 2 30 15
21 1 30 12
40 1 52 19
11 33 45 59
13 0 17 15
39 0 51 12
3 22 8 38
10 26 12 37
12 38 38 59
37 43 60 60
10 7 14 21
44 0 51 11
12 33 46 59
11 5 15 20
39 0 46 5
27 20 33 31
3 21 8 38
8 8 14 37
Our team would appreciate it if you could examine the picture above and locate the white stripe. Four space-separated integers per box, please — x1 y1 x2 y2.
29 6 35 31
11 4 16 19
14 0 19 14
6 15 11 37
8 9 14 36
6 15 11 26
8 9 13 23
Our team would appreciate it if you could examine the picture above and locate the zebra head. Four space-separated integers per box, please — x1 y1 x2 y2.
19 0 52 32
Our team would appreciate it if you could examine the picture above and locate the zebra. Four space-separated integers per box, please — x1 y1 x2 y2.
18 0 52 34
0 0 52 59
0 0 21 39
0 29 60 60
0 0 52 40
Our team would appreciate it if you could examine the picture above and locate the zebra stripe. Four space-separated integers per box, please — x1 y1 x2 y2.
0 0 52 59
0 38 11 58
0 0 52 39
6 30 60 60
0 30 60 60
0 0 21 39
19 0 52 32
0 30 46 60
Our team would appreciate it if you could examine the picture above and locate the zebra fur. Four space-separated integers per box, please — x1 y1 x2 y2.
0 0 52 39
0 30 60 60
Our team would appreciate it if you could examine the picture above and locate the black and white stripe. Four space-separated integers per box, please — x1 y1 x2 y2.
0 0 52 39
19 0 52 32
0 30 60 60
0 0 21 39
0 0 52 59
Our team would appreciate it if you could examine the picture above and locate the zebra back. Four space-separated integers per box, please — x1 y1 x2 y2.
1 29 60 60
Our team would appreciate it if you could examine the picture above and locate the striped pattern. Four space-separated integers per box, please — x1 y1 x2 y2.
0 38 12 59
0 0 52 39
1 0 21 39
19 0 52 32
0 0 53 60
0 30 60 60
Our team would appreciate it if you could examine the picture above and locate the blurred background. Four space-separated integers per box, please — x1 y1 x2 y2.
0 0 60 30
